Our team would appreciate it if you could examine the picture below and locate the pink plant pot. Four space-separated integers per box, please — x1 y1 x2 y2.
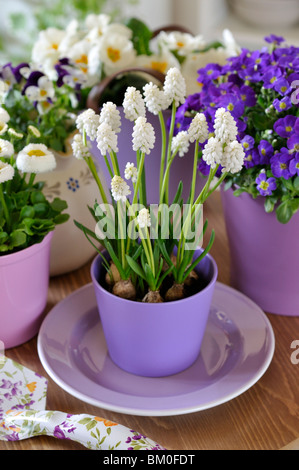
0 232 53 349
91 108 206 204
91 249 218 377
221 187 299 316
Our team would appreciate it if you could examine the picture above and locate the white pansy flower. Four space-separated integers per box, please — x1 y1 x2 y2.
76 109 100 141
31 28 66 72
171 131 190 157
98 32 136 76
0 79 9 103
111 175 131 202
0 162 14 183
0 107 10 123
202 137 223 169
143 82 169 115
222 29 241 57
0 121 8 136
0 139 14 157
163 67 186 108
96 122 119 155
214 108 238 144
123 87 146 122
72 133 92 160
85 13 111 31
67 39 98 86
124 162 138 183
132 117 155 155
137 208 151 229
188 113 209 144
16 144 56 174
25 75 55 103
157 31 206 57
221 141 245 174
99 102 121 134
135 46 180 76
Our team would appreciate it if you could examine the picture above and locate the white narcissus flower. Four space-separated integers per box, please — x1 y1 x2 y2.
72 133 92 160
25 75 55 103
76 109 100 141
124 162 138 183
111 175 131 202
137 208 151 229
171 131 190 157
96 122 119 155
0 162 14 183
202 137 223 169
16 144 56 174
123 87 146 122
163 67 186 108
0 139 14 157
132 117 155 155
143 82 169 115
188 113 209 144
214 108 238 144
221 141 245 174
99 102 121 134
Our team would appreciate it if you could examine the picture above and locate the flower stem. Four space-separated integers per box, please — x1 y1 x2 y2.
85 156 108 205
158 111 167 197
132 151 145 205
159 153 176 205
0 184 10 232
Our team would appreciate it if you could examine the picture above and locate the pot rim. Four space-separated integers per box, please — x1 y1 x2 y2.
90 248 218 305
0 231 53 266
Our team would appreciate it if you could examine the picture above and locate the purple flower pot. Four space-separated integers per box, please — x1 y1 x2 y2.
91 108 206 204
91 249 218 377
221 187 299 316
0 232 53 349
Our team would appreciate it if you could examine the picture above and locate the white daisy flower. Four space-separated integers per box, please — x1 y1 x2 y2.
163 67 186 108
96 122 119 155
221 141 245 174
123 87 146 122
0 139 14 157
99 102 121 134
132 116 155 155
143 82 169 115
214 108 238 144
0 107 10 123
0 161 14 183
137 208 151 229
25 75 55 103
16 144 56 174
76 109 100 141
202 137 223 169
124 162 138 183
171 131 190 157
71 133 92 160
0 121 8 136
188 113 209 144
111 175 131 202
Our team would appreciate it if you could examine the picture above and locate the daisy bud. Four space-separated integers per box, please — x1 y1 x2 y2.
96 122 119 155
213 108 238 144
137 208 151 229
123 87 146 121
171 131 190 157
163 67 186 107
8 129 24 140
28 125 41 138
143 82 169 115
124 162 138 183
111 175 131 202
76 109 100 141
132 116 155 155
16 144 56 174
0 161 14 183
188 113 209 144
99 102 121 134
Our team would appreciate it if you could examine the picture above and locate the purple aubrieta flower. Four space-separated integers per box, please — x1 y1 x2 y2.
270 149 293 179
264 35 285 46
216 93 245 118
287 133 299 154
262 67 283 89
274 115 297 138
239 85 257 107
241 135 255 151
197 63 222 83
258 140 274 164
290 153 299 176
256 171 277 196
273 96 292 112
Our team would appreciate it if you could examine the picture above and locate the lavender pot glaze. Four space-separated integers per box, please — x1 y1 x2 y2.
221 187 299 316
91 249 218 377
0 232 53 349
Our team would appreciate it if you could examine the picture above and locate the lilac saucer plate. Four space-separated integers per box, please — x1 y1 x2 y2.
37 282 275 417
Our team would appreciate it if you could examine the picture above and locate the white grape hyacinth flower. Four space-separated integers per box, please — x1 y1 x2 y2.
111 175 131 202
221 140 245 174
143 82 169 115
171 131 190 157
0 139 14 157
0 161 14 183
132 116 155 155
16 144 56 174
99 102 121 134
213 107 238 144
188 113 209 144
202 137 223 169
137 208 151 229
96 122 119 155
124 162 138 184
72 133 92 160
76 109 100 141
163 67 186 108
123 87 146 122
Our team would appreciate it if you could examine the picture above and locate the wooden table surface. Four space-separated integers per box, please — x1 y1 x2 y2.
1 191 299 451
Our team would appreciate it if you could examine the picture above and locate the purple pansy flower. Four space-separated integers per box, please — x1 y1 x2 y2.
274 115 297 138
270 149 293 179
256 171 277 196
